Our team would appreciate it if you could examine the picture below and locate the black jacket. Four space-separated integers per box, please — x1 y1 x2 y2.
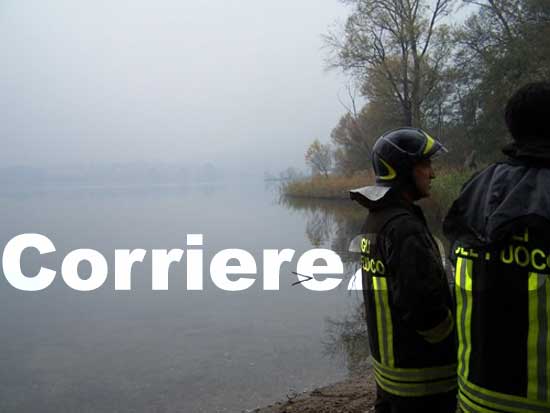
443 154 550 412
351 187 457 397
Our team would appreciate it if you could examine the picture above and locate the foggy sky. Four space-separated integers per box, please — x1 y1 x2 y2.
1 0 353 175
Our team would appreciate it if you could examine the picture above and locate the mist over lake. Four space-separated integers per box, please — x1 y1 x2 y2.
0 181 364 412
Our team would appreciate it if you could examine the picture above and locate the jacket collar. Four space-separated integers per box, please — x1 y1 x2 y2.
350 184 426 222
502 140 550 167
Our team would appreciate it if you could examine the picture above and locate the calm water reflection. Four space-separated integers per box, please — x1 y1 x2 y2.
0 182 367 413
280 194 448 376
279 196 368 374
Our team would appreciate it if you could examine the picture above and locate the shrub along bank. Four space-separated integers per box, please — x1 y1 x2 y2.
281 167 477 214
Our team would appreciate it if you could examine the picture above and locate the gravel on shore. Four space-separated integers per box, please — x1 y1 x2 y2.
247 369 376 413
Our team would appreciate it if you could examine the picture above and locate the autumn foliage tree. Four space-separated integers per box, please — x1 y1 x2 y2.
305 140 333 177
302 0 550 176
325 0 455 128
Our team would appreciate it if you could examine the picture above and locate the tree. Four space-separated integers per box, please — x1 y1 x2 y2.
325 0 455 127
331 97 403 174
449 0 550 161
278 167 303 182
331 111 371 174
305 140 333 177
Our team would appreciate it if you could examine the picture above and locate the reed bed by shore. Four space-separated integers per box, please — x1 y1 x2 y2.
281 167 476 213
280 171 373 200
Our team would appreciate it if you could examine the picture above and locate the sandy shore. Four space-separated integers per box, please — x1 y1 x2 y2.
248 370 376 413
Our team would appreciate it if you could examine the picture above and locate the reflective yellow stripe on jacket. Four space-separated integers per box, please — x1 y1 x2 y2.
372 276 457 397
373 276 394 367
527 273 550 403
456 258 550 412
455 257 473 381
459 377 550 413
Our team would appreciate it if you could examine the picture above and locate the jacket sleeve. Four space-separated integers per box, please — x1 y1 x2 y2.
385 230 454 343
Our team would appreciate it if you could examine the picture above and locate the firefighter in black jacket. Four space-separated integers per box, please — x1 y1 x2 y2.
444 82 550 412
350 128 457 413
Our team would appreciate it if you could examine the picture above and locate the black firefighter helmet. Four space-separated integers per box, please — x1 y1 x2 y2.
350 127 447 207
372 127 446 186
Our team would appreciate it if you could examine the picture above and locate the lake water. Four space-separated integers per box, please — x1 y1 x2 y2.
0 181 367 413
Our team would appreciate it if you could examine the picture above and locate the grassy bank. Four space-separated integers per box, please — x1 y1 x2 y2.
281 167 476 212
280 171 374 200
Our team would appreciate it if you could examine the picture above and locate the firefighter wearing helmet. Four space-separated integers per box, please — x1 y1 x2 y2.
444 82 550 413
350 127 457 412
